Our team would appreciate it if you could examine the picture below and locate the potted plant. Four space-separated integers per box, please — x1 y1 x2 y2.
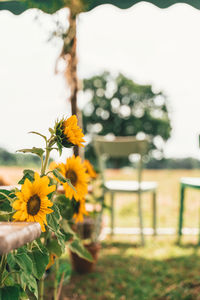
69 162 104 274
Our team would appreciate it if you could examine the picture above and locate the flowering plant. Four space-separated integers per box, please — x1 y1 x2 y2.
0 115 92 300
73 160 104 244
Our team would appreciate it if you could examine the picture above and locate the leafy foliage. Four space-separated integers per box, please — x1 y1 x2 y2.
18 169 35 184
69 239 93 262
82 72 172 165
0 115 95 300
27 243 49 280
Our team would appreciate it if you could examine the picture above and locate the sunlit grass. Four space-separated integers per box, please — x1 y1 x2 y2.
104 169 200 229
63 236 200 300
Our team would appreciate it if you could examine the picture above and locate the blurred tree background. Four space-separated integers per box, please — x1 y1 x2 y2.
0 148 41 167
82 72 172 167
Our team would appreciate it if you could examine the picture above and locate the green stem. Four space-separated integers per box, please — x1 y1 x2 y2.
41 136 56 176
38 276 44 300
54 259 59 300
41 150 50 176
0 254 7 287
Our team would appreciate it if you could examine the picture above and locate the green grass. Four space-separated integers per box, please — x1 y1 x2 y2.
60 169 200 300
104 169 200 229
62 236 200 300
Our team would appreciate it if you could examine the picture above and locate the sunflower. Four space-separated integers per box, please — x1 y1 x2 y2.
55 115 85 149
46 253 57 270
73 198 88 223
84 160 97 179
56 155 89 201
12 172 56 232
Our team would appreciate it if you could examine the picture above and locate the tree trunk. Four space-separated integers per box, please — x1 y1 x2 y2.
63 11 79 155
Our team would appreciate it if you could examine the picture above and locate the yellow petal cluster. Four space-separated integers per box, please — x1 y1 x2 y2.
12 172 56 232
84 160 97 179
57 155 89 201
63 115 85 147
73 199 88 223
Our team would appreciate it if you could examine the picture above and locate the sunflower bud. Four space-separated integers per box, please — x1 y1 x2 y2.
55 115 85 154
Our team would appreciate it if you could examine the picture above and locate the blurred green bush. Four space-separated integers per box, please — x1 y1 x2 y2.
82 71 172 167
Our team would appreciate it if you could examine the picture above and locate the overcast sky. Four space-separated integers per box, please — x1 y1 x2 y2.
1 3 200 160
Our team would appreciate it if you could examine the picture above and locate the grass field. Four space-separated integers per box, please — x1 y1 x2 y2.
61 236 200 300
104 168 200 230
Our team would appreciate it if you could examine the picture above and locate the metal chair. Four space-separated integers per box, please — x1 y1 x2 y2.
178 177 200 244
93 135 157 245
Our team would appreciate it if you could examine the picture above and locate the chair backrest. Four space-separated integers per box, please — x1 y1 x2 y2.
93 135 149 183
93 136 149 158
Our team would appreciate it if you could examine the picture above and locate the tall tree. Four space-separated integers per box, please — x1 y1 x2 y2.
82 72 172 165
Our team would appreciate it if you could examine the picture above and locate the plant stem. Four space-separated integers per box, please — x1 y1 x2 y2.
41 136 56 176
54 259 59 300
56 271 65 300
41 149 50 176
38 276 44 300
0 254 7 287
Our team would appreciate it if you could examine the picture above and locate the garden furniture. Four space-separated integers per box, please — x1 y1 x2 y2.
93 135 157 246
178 177 200 244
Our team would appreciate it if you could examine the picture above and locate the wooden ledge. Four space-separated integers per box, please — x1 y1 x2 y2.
0 222 41 254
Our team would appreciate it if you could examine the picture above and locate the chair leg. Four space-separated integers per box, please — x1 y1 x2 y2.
110 192 114 236
198 209 200 245
152 190 157 236
138 193 145 246
178 184 185 244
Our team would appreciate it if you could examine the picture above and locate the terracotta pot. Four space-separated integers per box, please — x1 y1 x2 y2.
72 217 95 239
70 242 101 274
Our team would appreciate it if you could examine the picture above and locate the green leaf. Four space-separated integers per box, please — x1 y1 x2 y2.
2 270 15 287
47 204 65 253
54 194 74 220
52 169 76 192
16 248 33 275
47 203 61 232
18 169 34 184
49 127 54 135
69 239 93 262
0 189 15 212
7 253 17 270
61 220 76 236
1 285 20 300
46 239 62 257
20 272 38 299
27 243 49 280
56 261 71 285
61 231 74 242
29 131 47 142
17 147 44 158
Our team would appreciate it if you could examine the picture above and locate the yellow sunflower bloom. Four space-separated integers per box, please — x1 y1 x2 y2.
49 161 59 171
63 115 85 147
73 199 88 223
12 172 56 232
55 115 85 149
84 160 97 179
57 155 89 201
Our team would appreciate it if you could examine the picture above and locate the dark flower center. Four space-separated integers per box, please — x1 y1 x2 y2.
66 170 77 186
27 194 41 216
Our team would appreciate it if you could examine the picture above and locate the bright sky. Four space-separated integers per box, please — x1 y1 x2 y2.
1 3 200 159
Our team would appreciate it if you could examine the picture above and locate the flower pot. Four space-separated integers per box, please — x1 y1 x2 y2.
69 242 101 274
73 217 95 239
